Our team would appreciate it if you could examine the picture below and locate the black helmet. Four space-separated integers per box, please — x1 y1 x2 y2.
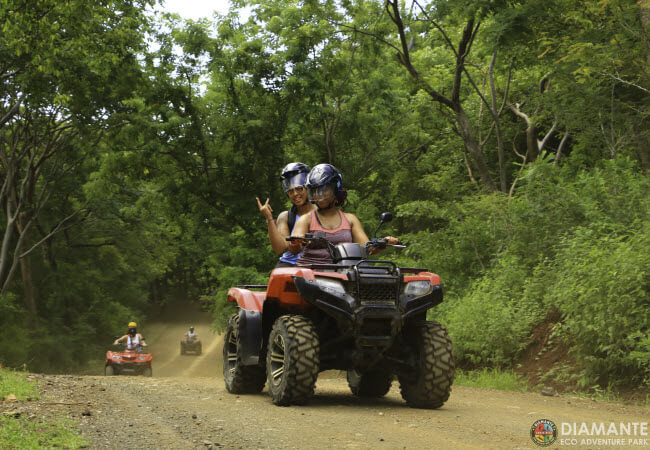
305 164 344 205
189 326 194 332
280 162 310 192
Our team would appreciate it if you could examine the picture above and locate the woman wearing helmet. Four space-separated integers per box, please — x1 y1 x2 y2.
290 164 398 265
114 321 148 351
256 162 316 268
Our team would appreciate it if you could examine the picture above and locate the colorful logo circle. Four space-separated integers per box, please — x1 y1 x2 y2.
530 419 557 446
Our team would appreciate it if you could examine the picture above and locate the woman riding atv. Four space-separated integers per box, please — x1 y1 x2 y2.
290 164 398 264
114 321 148 351
257 162 316 268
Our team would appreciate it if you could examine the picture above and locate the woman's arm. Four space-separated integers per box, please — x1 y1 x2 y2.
257 197 290 255
286 214 311 254
347 213 370 245
270 211 291 255
347 213 399 253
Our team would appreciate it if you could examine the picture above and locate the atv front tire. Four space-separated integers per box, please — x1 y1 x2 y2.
398 321 454 409
266 315 319 406
143 367 152 377
223 313 266 394
347 369 392 397
105 365 114 376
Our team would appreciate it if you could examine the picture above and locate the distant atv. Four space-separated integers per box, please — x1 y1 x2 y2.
180 336 202 355
105 343 152 377
222 212 454 408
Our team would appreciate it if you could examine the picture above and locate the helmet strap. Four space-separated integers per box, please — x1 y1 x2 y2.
314 199 336 211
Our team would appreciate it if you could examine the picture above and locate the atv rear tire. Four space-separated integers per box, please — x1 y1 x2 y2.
398 321 454 409
105 365 114 376
180 346 185 355
223 313 266 394
266 315 319 406
347 369 392 397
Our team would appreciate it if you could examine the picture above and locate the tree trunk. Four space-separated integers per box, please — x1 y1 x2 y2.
16 213 38 325
640 1 650 65
526 123 539 162
489 52 507 192
455 107 497 192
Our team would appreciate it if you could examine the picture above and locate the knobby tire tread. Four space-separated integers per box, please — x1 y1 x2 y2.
267 315 320 406
399 321 454 409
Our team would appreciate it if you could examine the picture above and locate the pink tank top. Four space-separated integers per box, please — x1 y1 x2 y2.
298 210 353 265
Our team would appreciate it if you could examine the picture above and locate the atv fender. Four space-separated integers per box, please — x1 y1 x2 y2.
227 287 265 312
237 308 263 365
227 288 266 366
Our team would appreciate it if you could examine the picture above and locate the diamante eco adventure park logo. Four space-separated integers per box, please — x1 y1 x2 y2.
531 419 558 446
530 420 649 447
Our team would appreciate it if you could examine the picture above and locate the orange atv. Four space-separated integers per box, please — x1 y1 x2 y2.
222 212 454 408
105 342 152 377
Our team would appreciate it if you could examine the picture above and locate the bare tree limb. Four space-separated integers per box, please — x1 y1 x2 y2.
554 129 570 165
602 72 650 94
18 210 82 259
0 97 22 127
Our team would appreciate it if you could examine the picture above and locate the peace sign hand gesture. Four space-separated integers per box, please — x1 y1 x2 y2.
256 197 274 221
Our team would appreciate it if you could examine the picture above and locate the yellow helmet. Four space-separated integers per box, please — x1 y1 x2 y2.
128 321 137 328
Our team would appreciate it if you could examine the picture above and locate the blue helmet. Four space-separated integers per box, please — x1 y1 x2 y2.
305 164 344 205
280 162 310 192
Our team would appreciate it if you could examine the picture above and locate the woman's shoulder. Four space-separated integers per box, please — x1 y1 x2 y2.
297 211 313 222
343 212 360 224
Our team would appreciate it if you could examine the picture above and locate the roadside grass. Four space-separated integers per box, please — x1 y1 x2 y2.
0 368 88 449
0 416 88 449
0 368 39 401
454 368 529 391
563 386 650 408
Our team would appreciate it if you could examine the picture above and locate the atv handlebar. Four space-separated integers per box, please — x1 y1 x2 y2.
367 238 406 249
285 235 406 250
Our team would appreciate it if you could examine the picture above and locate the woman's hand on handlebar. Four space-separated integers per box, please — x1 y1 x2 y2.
367 236 403 254
288 238 303 253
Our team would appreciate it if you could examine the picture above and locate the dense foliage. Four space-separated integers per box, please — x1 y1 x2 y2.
1 0 648 390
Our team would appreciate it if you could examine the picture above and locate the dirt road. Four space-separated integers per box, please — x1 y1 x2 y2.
3 304 648 449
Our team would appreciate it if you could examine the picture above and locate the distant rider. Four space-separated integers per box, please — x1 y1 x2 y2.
114 321 148 351
185 326 197 341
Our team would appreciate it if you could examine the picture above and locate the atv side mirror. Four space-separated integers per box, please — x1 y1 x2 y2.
373 212 393 238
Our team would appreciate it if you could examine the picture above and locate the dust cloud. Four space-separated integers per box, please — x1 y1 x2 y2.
141 302 223 378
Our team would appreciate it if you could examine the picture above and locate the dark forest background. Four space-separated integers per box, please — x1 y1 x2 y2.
1 0 648 392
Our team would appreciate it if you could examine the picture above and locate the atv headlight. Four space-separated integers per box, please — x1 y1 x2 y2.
404 280 431 296
315 277 346 294
112 355 122 360
137 356 148 361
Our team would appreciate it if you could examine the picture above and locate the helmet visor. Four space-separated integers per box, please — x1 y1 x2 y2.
308 184 334 203
282 173 308 192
